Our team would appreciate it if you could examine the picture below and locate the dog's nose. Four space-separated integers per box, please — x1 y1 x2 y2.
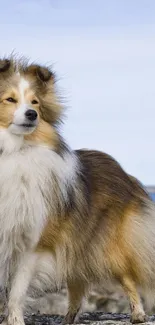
25 109 38 121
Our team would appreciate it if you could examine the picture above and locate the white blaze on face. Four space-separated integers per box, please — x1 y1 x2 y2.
9 75 38 136
14 77 30 122
19 77 30 104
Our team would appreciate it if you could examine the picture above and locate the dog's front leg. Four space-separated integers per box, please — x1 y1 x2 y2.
0 264 9 316
2 252 36 325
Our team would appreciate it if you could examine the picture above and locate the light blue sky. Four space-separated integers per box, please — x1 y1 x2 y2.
0 0 155 184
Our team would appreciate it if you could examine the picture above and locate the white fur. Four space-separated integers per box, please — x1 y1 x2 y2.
9 77 38 135
28 253 57 296
0 129 23 154
0 129 77 262
18 78 29 102
0 128 78 325
7 253 37 325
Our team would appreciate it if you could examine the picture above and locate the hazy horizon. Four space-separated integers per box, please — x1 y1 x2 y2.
0 0 155 185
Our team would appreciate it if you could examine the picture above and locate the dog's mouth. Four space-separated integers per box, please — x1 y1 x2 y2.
12 122 37 129
19 123 35 128
9 122 37 135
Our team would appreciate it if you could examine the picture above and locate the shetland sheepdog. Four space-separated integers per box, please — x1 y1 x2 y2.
0 56 154 325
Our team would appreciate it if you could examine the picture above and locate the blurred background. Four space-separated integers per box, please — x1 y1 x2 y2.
1 0 155 316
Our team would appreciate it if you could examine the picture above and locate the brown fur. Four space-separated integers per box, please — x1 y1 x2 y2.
0 56 153 324
37 150 151 323
0 57 62 149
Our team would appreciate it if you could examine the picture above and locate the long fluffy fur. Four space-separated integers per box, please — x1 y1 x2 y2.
0 56 154 325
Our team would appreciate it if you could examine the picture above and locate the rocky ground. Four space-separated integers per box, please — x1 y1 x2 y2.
0 283 155 324
24 283 155 317
1 312 155 325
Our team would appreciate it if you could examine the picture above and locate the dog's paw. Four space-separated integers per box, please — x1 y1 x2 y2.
2 311 25 325
63 312 79 324
130 312 148 323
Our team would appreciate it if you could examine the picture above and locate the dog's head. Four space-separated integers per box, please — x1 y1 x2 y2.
0 57 62 138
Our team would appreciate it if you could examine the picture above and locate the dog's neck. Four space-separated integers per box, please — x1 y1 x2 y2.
0 129 24 154
0 128 55 155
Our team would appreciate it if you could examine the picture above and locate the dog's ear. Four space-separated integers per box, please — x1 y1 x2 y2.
37 66 54 82
25 65 55 84
0 59 11 73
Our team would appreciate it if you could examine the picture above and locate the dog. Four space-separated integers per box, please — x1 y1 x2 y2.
0 56 154 325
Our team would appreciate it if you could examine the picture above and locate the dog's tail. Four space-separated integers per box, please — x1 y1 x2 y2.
124 196 155 310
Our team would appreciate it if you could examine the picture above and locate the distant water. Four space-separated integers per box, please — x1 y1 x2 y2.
150 192 155 201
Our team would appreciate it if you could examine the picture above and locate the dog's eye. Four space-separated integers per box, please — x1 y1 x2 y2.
6 97 16 103
31 100 38 105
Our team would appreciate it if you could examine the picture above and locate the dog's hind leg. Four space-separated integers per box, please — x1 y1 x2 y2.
63 279 87 324
121 275 147 323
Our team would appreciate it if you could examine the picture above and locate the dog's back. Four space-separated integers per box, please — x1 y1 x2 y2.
37 149 154 323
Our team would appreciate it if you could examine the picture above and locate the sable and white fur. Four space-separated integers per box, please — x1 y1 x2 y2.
0 56 154 325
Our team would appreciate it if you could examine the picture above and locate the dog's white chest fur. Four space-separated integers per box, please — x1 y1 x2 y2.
0 147 51 263
0 132 76 267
